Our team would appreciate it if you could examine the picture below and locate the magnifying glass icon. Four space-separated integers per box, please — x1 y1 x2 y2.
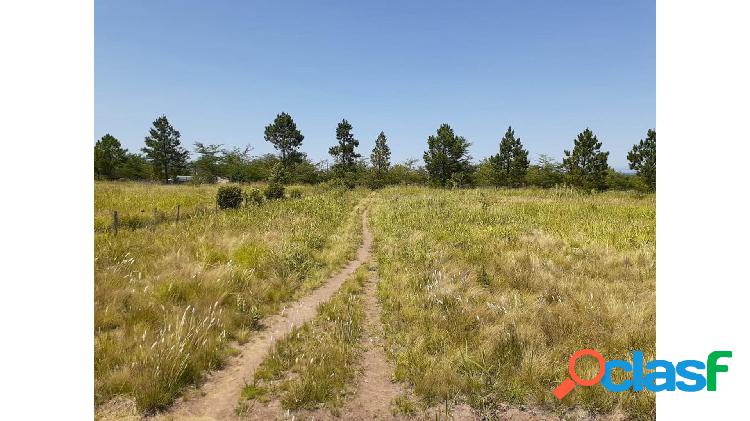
553 349 605 400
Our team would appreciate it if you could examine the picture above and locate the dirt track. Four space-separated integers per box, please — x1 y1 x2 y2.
159 210 373 420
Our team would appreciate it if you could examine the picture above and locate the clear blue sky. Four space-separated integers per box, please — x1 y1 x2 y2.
95 0 654 170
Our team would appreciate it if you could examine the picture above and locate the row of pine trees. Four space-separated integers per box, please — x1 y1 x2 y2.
94 113 655 192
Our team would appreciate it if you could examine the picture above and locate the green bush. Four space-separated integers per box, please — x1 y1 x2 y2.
265 163 286 200
264 183 285 200
288 188 303 199
245 188 264 206
217 186 243 209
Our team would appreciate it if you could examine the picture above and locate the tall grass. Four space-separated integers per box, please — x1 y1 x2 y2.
94 184 367 414
94 181 328 231
370 187 655 419
94 182 221 231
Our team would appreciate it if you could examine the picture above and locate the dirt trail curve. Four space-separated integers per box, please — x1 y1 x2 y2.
160 209 373 421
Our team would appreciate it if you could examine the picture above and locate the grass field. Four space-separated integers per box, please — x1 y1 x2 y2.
370 187 655 419
94 182 655 419
94 182 366 413
94 182 220 231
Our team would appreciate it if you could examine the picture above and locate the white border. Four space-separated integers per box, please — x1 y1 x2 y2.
0 0 93 419
2 0 750 418
658 0 749 418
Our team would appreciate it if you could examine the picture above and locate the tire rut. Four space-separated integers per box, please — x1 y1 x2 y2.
338 268 405 419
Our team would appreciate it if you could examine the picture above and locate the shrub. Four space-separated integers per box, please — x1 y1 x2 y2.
288 188 303 199
265 163 286 200
264 183 285 200
325 174 356 190
216 186 243 209
245 188 264 206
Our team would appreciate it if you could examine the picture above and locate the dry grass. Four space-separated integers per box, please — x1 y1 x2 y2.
238 266 368 413
94 182 221 231
94 181 323 231
94 182 366 414
369 187 655 419
95 183 655 419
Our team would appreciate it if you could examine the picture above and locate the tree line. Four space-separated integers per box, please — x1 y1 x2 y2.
94 113 656 192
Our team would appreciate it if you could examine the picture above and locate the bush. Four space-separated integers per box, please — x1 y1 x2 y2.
245 188 264 206
447 171 474 189
264 183 285 200
217 186 243 209
265 163 286 200
288 188 303 199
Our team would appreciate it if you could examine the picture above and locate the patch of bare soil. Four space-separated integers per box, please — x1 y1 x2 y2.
154 211 373 421
336 268 405 419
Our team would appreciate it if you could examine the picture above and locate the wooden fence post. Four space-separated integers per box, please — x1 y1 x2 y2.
152 207 158 230
176 205 181 224
112 210 119 236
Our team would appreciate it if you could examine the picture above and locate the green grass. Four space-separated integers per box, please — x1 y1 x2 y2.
94 183 367 414
240 266 368 411
94 181 324 231
369 187 655 419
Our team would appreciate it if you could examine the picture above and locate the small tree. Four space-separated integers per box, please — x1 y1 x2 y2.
221 145 254 182
627 129 656 192
562 128 609 190
423 124 472 187
264 112 304 167
141 115 189 183
368 131 391 189
193 142 224 183
329 119 361 170
264 162 286 200
488 126 529 187
94 134 127 179
525 154 564 188
118 153 153 180
386 158 429 185
370 131 391 173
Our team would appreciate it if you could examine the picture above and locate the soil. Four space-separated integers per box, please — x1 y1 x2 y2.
335 268 406 419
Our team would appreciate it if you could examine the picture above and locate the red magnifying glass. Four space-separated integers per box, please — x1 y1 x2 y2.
553 349 605 400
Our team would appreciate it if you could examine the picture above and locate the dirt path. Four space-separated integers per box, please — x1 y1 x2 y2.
338 268 405 419
159 210 373 421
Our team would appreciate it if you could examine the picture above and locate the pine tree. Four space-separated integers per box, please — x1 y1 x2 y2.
328 119 361 170
562 128 609 190
627 129 656 191
94 133 127 179
488 126 529 187
370 131 391 173
263 112 304 166
141 115 189 183
423 124 472 187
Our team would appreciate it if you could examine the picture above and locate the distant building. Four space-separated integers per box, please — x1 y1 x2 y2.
171 175 193 184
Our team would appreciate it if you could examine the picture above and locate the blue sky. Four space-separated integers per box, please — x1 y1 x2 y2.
95 0 654 170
